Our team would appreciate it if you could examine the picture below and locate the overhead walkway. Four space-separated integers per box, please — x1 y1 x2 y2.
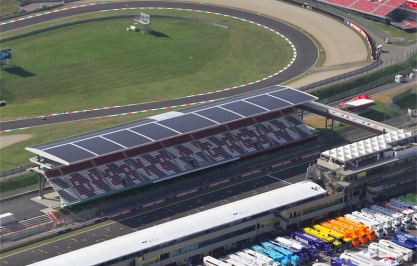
301 101 397 134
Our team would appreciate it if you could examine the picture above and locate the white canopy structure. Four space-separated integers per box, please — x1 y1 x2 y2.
321 129 416 163
28 181 326 266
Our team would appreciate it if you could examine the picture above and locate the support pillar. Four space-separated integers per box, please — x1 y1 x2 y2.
38 173 45 199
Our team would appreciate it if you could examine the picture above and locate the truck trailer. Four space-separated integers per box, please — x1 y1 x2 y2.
282 236 320 262
303 227 344 252
378 239 413 262
334 216 376 242
312 224 354 248
361 208 400 232
293 231 333 256
344 214 384 238
351 211 392 236
370 205 411 230
272 237 310 264
368 243 404 264
262 242 300 266
339 252 385 266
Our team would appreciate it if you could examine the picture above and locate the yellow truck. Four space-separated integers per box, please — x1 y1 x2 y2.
320 221 360 247
303 227 344 252
312 224 353 249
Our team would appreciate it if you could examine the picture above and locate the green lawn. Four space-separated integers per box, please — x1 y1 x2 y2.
395 92 417 110
1 15 292 120
368 20 417 43
0 0 19 17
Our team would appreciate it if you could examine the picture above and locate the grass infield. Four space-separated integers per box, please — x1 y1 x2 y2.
1 13 293 120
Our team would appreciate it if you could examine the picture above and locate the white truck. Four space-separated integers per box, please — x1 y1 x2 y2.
224 258 250 266
378 239 413 263
371 205 411 230
385 202 417 227
340 252 385 266
350 212 392 236
242 249 275 266
0 212 15 226
357 251 399 266
361 208 401 232
390 198 417 211
344 214 384 238
235 252 268 266
204 256 232 266
368 243 404 264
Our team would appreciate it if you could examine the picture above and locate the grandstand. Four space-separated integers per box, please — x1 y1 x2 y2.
26 86 320 207
317 0 408 18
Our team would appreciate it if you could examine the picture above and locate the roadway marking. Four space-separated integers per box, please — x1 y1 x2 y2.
266 174 292 185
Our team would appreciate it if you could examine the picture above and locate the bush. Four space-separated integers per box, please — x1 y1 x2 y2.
0 172 38 193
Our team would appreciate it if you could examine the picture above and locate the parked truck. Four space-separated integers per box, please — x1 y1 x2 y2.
312 224 353 249
273 237 310 264
204 256 232 266
251 245 290 266
344 214 385 238
262 242 300 266
368 243 404 264
303 227 344 253
334 216 376 242
371 205 411 230
393 231 417 259
385 202 417 227
399 195 417 206
378 239 413 262
330 257 357 266
292 231 333 256
329 218 370 244
339 252 385 266
357 251 399 266
361 208 401 232
320 221 361 246
283 236 320 262
351 211 393 236
235 252 268 266
242 249 274 266
390 198 417 211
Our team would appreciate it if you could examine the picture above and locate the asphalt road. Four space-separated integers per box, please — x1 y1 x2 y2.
0 1 318 130
1 162 311 265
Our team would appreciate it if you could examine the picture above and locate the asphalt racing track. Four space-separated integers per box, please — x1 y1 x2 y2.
0 161 312 265
1 1 319 131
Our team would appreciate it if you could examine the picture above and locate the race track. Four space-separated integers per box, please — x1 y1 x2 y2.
1 1 319 130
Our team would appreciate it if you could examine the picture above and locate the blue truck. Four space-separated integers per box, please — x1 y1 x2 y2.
393 231 417 260
283 236 319 262
272 237 310 264
330 257 357 266
262 241 301 266
293 231 333 256
251 245 291 266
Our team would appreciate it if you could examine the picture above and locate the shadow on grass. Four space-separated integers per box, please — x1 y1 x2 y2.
150 30 170 38
3 66 35 77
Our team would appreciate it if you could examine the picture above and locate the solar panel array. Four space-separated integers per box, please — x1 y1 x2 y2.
45 111 318 206
27 86 317 165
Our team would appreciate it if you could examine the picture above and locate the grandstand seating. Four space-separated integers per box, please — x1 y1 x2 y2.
372 5 396 15
166 143 211 170
351 0 380 12
325 0 357 7
68 170 111 199
48 177 80 204
385 0 406 6
45 114 317 206
195 132 245 161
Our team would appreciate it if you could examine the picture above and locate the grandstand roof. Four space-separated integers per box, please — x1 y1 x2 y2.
321 129 416 163
28 181 326 266
26 86 317 165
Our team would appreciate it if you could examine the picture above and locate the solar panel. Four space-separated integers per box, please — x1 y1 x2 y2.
270 88 315 103
195 107 243 123
221 101 267 117
130 123 178 140
157 113 217 133
44 144 96 162
75 137 125 155
103 130 151 148
245 95 292 110
27 86 317 164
